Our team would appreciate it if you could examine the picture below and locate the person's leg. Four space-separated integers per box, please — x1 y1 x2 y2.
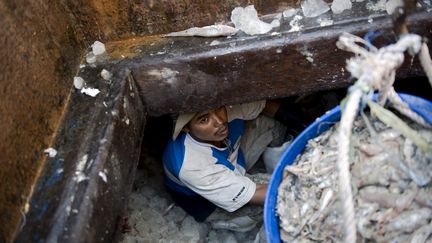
206 203 264 233
241 116 287 171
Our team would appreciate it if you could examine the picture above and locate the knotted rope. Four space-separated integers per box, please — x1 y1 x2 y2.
335 32 430 243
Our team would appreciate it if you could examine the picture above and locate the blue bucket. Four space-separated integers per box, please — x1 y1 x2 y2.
264 93 432 242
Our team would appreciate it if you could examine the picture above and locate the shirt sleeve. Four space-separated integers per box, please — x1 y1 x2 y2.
227 100 266 122
179 158 256 212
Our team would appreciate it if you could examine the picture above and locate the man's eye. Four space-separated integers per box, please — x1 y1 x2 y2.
200 117 208 123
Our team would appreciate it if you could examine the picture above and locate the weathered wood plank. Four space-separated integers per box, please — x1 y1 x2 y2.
15 67 146 243
114 10 431 116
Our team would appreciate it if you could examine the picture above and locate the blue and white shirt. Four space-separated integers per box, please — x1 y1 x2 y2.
163 101 266 212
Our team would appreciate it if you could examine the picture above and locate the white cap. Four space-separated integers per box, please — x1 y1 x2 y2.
172 112 196 140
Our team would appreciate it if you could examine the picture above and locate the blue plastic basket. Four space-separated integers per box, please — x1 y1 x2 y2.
264 93 432 242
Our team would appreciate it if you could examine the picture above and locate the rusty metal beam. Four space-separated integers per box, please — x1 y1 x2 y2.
108 9 431 116
15 67 146 243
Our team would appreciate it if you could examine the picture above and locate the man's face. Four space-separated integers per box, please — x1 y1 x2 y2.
184 107 228 144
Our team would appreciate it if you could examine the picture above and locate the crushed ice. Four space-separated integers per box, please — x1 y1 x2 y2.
331 0 352 14
92 41 106 56
231 5 274 35
74 154 89 183
366 0 387 12
289 15 304 32
385 0 404 14
270 19 281 28
210 40 221 46
81 87 100 97
98 170 108 183
86 41 106 64
101 69 112 80
282 8 297 18
73 76 85 90
44 147 57 158
317 17 334 27
165 25 239 37
301 0 330 18
86 52 97 64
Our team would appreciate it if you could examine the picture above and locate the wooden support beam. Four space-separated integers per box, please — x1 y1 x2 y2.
15 67 146 242
106 9 432 116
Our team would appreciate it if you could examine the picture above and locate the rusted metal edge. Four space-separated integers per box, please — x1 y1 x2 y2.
15 66 146 243
121 10 431 116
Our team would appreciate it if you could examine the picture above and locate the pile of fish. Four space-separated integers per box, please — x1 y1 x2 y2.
277 113 432 242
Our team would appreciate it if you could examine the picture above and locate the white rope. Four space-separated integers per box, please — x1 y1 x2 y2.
387 87 432 128
337 88 363 243
419 42 432 87
378 72 396 106
335 32 424 243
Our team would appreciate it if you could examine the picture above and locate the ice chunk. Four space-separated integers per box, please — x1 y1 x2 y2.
288 15 304 32
331 0 352 14
165 25 238 37
366 0 387 12
86 52 96 64
44 147 57 158
180 217 207 242
301 0 330 18
270 19 281 28
209 40 221 46
98 171 107 183
92 41 106 56
101 69 112 80
282 8 297 18
81 87 100 97
317 17 334 26
300 47 314 63
230 5 273 35
386 0 404 14
273 13 283 20
73 76 84 90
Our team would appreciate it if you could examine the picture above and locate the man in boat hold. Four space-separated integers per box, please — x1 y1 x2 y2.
163 100 308 222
